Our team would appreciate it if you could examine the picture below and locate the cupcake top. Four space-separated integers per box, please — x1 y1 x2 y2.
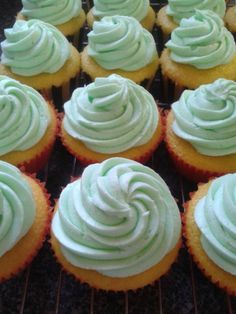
87 15 157 71
63 74 158 154
0 76 51 156
166 0 226 23
166 10 235 69
172 78 236 157
20 0 82 25
0 161 35 257
92 0 149 22
195 173 236 275
1 19 70 76
52 157 181 277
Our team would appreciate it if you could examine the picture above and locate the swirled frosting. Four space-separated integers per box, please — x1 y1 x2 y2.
63 74 158 154
88 15 157 71
166 10 236 69
166 0 226 23
92 0 149 21
195 174 236 275
0 76 50 156
172 78 236 156
0 161 35 257
52 158 181 277
1 19 70 76
21 0 82 25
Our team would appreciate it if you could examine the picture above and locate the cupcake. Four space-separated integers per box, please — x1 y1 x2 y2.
81 15 159 87
0 161 51 282
0 75 57 173
160 10 236 102
87 0 155 31
0 19 81 105
61 74 163 165
165 78 236 182
225 5 236 34
51 157 182 291
17 0 86 46
184 174 236 295
157 0 226 41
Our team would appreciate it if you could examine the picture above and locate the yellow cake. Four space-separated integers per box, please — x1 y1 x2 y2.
184 176 236 295
51 158 182 291
0 76 58 173
0 163 51 282
81 16 159 86
60 74 163 165
0 19 80 103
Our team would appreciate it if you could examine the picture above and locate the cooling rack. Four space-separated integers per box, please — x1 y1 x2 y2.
0 1 236 313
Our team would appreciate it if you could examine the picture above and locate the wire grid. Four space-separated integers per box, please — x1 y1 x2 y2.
0 1 236 313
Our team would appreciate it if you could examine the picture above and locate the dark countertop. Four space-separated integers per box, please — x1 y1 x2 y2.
0 1 236 313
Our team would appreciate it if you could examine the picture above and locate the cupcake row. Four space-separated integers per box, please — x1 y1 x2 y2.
1 3 236 107
0 156 235 294
0 74 235 182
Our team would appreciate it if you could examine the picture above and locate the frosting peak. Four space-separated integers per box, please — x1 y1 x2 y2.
166 10 236 69
172 78 236 157
63 74 158 154
88 15 157 71
0 161 35 257
21 0 82 25
52 158 181 277
195 174 236 275
0 76 50 156
166 0 226 23
1 19 70 76
92 0 149 21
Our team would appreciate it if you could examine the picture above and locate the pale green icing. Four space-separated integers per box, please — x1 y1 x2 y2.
88 15 157 71
0 76 50 156
0 161 35 257
172 78 236 157
92 0 149 21
21 0 82 25
52 158 181 277
166 10 235 69
166 0 226 23
1 19 70 76
195 174 236 275
63 74 158 154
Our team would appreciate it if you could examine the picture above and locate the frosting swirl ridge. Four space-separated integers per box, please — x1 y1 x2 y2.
21 0 82 25
52 158 181 277
166 10 235 69
195 174 236 274
0 76 50 156
172 79 236 156
1 19 70 76
166 0 226 23
92 0 149 21
63 74 158 154
0 161 35 257
88 15 157 71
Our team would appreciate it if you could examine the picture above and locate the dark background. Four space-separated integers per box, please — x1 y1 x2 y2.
0 1 236 313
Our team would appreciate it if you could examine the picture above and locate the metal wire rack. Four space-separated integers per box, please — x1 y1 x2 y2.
0 0 236 313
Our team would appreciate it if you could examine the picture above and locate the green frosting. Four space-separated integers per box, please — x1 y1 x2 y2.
166 0 226 23
52 158 181 277
0 161 35 257
172 78 236 157
166 10 235 69
63 74 158 154
0 76 50 156
195 174 236 275
21 0 82 25
92 0 149 21
1 19 70 76
88 15 157 71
